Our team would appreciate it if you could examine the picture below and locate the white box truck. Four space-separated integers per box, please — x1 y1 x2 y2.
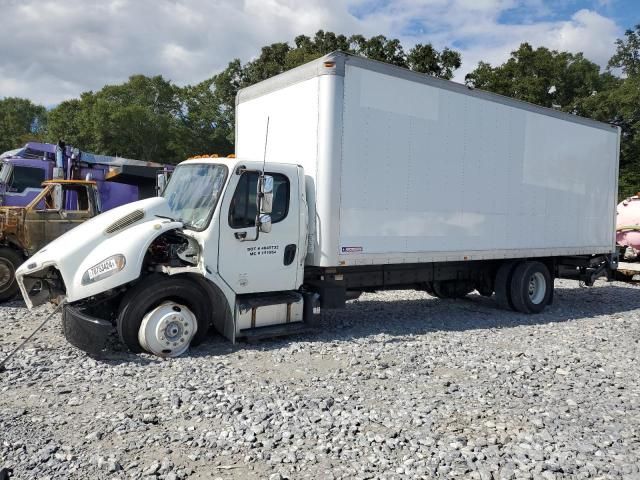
16 52 621 357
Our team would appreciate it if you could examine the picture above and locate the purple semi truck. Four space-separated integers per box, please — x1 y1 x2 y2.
0 141 171 210
0 141 172 302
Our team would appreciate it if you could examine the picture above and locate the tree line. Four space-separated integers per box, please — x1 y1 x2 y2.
0 28 638 196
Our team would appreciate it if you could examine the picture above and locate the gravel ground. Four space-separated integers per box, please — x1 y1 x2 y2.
1 279 639 480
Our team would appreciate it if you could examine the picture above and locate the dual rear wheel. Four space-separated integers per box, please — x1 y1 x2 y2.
495 260 553 313
425 260 553 314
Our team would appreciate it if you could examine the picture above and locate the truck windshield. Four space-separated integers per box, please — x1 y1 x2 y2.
162 163 227 231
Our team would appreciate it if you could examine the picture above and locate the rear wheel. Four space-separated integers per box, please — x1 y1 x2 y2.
117 275 210 356
0 248 22 303
509 261 552 314
494 261 517 310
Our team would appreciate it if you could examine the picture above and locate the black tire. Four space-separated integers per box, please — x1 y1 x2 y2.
0 247 22 303
117 275 210 353
494 261 517 310
432 280 474 299
509 261 552 314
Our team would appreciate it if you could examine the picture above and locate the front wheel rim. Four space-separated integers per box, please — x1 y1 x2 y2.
528 272 547 304
138 302 197 357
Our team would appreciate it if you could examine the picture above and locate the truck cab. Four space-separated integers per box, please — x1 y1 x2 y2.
0 180 100 302
0 158 49 207
16 157 310 356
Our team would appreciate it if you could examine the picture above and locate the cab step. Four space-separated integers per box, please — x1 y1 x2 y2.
239 321 315 343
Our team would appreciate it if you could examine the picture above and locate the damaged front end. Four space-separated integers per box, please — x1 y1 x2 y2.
17 263 113 354
18 263 67 309
17 226 202 355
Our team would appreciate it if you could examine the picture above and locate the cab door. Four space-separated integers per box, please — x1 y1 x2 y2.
218 165 301 294
43 185 94 245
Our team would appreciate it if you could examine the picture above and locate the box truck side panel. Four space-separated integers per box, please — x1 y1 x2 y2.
339 64 618 264
236 77 320 171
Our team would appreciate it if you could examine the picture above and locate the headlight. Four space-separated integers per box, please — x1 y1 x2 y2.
81 254 126 285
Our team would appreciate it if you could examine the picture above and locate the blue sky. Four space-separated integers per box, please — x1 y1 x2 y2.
0 0 637 105
499 0 638 25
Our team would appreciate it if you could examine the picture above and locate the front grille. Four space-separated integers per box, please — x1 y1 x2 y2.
105 209 144 234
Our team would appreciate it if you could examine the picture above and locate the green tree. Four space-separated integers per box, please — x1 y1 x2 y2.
91 75 183 162
178 63 240 157
0 97 47 152
46 96 95 149
407 44 461 79
576 76 640 197
465 43 603 111
40 31 461 161
47 75 186 163
576 26 640 198
200 30 462 146
609 24 640 76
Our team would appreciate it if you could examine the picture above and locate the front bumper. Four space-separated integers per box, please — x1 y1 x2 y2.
62 304 113 354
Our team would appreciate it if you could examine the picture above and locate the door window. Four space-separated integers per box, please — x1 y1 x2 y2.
229 173 290 228
36 185 90 212
62 186 90 211
10 166 45 193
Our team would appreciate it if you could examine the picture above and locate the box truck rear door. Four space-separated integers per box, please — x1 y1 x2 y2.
218 165 300 293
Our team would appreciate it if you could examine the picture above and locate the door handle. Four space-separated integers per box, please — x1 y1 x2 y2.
284 244 296 266
234 232 247 240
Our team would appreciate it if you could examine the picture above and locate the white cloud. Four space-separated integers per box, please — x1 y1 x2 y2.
453 8 620 81
0 0 625 104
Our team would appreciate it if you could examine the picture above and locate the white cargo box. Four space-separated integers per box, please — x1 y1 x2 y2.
236 52 620 268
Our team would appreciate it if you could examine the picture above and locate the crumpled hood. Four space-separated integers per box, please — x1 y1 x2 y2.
16 196 184 305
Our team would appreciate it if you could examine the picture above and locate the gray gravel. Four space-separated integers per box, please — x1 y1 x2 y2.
1 279 640 479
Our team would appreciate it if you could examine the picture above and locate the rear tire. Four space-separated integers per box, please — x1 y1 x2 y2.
117 275 210 355
509 261 552 314
494 261 517 310
0 248 22 303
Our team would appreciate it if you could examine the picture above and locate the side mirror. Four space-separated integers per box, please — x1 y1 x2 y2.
156 173 167 196
259 214 272 233
259 175 273 214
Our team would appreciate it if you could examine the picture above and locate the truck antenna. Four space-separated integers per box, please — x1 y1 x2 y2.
262 116 269 176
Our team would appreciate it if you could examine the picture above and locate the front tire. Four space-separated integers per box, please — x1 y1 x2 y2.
117 275 210 356
0 248 22 303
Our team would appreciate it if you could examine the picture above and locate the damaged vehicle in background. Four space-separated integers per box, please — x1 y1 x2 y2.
16 53 621 358
0 180 101 302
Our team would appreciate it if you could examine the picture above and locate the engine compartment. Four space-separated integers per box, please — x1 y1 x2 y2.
144 230 199 271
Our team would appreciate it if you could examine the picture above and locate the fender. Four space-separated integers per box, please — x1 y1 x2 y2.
181 273 235 341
